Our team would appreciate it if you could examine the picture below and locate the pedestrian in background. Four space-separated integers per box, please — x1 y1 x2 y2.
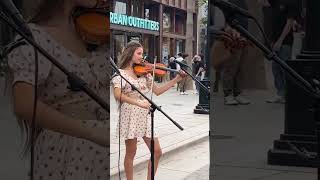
264 0 299 104
178 53 189 95
192 55 205 94
221 0 251 106
168 56 177 80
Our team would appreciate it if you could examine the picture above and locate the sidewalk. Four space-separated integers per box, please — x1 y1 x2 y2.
184 89 316 180
110 86 209 178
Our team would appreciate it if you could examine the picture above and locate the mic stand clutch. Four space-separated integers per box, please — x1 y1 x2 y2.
110 59 183 180
226 15 320 180
0 11 110 112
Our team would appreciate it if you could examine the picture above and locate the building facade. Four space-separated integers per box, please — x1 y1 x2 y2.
110 0 198 68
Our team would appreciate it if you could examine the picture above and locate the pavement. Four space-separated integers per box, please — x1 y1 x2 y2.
189 89 317 180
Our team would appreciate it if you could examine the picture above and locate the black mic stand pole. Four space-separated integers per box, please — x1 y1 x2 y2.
0 11 110 112
226 16 320 180
110 59 184 180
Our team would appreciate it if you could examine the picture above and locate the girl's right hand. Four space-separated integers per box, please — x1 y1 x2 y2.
137 99 151 109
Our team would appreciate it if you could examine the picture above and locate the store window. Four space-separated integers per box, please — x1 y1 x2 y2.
128 35 141 43
114 0 127 14
163 12 171 32
175 11 186 35
145 8 150 19
131 0 142 17
162 38 170 61
113 34 125 64
176 39 185 55
144 2 159 22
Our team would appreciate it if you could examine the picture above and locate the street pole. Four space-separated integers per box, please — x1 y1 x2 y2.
194 0 210 115
208 1 215 179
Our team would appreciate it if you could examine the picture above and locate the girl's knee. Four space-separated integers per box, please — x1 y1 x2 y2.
154 147 162 158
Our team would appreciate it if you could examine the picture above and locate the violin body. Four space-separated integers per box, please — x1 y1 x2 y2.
72 1 109 46
133 63 167 77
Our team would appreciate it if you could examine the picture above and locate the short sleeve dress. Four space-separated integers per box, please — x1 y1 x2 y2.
111 70 157 140
7 23 110 180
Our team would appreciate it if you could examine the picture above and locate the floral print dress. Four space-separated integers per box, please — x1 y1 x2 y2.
112 70 157 140
7 23 110 180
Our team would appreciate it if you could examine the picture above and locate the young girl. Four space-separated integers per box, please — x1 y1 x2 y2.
112 41 186 180
7 0 109 179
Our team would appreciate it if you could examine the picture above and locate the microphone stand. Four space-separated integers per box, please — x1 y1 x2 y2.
225 15 320 179
0 11 110 113
110 59 183 180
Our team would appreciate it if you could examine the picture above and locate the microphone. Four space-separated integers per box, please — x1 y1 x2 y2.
173 59 190 69
0 0 33 36
213 0 253 19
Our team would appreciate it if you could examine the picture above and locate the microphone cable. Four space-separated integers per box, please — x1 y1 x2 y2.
30 47 38 180
118 72 123 180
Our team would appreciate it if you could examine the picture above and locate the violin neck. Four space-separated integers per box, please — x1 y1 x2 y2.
155 65 179 73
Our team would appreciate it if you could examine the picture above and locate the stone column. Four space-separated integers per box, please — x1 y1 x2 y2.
184 0 196 90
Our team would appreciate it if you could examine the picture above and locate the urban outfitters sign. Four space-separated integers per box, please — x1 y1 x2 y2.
110 12 160 31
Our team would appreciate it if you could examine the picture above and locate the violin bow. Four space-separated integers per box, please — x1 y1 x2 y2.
150 57 157 101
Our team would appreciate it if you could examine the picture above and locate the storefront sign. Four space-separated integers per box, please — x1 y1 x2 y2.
110 12 160 31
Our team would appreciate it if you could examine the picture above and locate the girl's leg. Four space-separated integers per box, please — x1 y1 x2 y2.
142 137 163 180
124 138 138 180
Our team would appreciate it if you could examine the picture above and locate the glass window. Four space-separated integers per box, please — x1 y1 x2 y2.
144 2 159 22
162 38 170 61
175 14 185 35
145 9 150 19
127 35 141 43
163 12 171 32
176 39 185 55
131 0 141 17
114 0 127 14
113 34 125 64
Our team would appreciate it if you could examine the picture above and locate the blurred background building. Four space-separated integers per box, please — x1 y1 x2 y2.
110 0 199 66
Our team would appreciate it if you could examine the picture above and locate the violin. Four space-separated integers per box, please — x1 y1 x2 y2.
133 62 180 77
72 0 109 46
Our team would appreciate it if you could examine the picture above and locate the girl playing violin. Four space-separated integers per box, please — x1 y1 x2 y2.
7 0 109 179
111 41 186 180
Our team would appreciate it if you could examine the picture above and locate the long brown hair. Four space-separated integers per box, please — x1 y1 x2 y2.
119 41 143 69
